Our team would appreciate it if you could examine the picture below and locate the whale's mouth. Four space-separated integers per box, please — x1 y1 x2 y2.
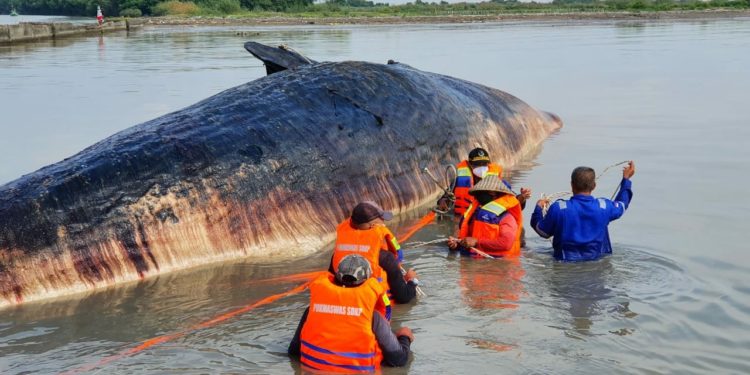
542 111 564 131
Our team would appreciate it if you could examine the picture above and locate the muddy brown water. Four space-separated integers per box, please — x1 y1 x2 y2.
1 19 749 374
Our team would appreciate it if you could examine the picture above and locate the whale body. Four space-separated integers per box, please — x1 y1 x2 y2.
0 43 562 307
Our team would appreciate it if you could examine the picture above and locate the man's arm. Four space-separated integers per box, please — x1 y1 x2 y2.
608 178 633 221
516 187 532 210
437 192 453 211
288 307 309 357
372 313 411 367
530 200 557 239
476 213 518 253
379 251 416 304
609 161 635 221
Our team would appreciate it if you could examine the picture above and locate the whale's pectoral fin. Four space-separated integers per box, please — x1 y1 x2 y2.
244 41 316 75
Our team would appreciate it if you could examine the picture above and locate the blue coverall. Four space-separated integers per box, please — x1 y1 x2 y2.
530 179 633 261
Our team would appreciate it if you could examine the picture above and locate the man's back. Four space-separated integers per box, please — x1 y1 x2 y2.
531 175 633 262
545 195 623 261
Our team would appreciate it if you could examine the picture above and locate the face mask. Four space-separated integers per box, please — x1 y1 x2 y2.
472 166 489 178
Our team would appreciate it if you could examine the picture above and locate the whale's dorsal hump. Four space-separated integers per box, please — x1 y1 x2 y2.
244 41 316 75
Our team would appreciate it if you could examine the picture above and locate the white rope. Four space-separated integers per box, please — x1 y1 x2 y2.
539 191 571 216
538 160 630 216
598 161 629 200
468 247 495 259
424 166 456 215
445 164 458 192
597 160 629 181
400 266 426 297
404 238 448 248
423 167 455 200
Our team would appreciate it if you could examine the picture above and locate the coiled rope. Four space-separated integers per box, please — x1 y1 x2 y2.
539 161 630 216
424 164 457 215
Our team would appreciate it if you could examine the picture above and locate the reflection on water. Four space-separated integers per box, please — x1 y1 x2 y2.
2 18 750 374
548 259 620 336
459 257 525 311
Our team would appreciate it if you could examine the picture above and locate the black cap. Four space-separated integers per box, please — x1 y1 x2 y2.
351 201 393 225
468 148 491 163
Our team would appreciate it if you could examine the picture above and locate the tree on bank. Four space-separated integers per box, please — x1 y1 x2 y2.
0 0 313 16
0 0 123 16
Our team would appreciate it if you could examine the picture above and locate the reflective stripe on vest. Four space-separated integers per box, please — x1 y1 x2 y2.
458 195 522 257
479 201 508 221
453 160 502 215
301 275 384 373
385 231 403 262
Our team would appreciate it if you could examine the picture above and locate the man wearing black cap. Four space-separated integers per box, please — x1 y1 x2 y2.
438 147 531 216
289 254 414 370
329 201 419 306
530 162 636 261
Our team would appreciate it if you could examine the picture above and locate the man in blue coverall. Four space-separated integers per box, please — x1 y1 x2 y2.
530 161 636 261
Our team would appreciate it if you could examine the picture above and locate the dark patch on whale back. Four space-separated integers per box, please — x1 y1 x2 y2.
238 145 264 163
155 207 179 224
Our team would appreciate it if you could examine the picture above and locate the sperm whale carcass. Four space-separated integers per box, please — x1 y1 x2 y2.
0 42 562 307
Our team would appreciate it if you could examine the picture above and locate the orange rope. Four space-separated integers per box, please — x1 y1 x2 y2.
60 280 313 375
249 270 326 284
397 211 436 242
61 211 436 374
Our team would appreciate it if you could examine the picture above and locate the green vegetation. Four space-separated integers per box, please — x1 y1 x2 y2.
119 7 143 16
0 0 747 18
151 0 201 15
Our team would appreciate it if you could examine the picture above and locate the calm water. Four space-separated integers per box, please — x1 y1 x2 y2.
2 19 750 374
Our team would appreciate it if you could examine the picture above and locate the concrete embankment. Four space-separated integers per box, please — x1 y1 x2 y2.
0 19 144 44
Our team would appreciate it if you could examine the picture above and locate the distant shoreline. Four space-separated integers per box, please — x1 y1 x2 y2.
145 9 750 26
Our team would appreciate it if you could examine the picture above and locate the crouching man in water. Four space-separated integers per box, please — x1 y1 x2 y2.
329 201 419 308
447 174 525 258
289 255 415 372
530 161 636 262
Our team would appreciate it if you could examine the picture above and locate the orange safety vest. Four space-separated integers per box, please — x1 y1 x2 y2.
300 274 385 373
332 219 398 318
458 195 522 257
453 160 502 216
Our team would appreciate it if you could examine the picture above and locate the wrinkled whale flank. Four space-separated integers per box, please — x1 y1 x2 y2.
0 42 562 307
